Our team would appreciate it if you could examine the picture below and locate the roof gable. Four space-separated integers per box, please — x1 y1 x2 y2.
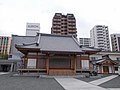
96 59 117 65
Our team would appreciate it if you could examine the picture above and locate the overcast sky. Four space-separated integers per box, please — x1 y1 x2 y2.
0 0 120 38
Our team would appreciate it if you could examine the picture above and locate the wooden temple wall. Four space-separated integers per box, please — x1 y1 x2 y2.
22 53 91 75
23 54 90 69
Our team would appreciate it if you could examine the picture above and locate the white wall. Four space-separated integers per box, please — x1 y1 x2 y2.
26 29 39 36
109 66 112 73
27 59 36 68
81 60 89 69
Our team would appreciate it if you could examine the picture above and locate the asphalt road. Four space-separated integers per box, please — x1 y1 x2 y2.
0 74 120 90
0 75 65 90
99 76 120 88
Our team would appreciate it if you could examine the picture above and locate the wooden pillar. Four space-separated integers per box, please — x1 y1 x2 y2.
71 55 73 69
80 54 82 73
112 65 115 73
24 56 26 69
74 54 76 75
88 54 90 69
46 54 49 74
36 52 39 69
99 65 102 73
80 55 82 69
24 53 28 69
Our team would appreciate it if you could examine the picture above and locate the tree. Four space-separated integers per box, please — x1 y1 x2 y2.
0 53 8 59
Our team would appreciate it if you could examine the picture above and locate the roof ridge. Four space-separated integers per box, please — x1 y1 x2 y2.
39 33 72 38
72 36 81 48
36 33 41 46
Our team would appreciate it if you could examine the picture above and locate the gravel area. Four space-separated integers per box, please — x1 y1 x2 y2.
0 74 65 90
99 76 120 88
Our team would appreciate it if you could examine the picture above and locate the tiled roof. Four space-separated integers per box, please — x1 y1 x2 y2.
39 34 83 53
14 33 100 54
11 35 38 54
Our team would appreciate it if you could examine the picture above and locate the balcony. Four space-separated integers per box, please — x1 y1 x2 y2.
53 22 61 24
67 23 76 25
67 19 75 22
52 29 61 33
53 19 61 22
68 26 76 29
68 30 77 33
53 26 61 28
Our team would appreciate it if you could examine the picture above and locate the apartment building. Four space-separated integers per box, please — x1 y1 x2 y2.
0 36 11 55
90 25 110 51
51 13 77 38
26 23 40 36
79 38 91 47
111 34 120 51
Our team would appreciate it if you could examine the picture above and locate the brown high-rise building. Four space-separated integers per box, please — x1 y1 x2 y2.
51 13 77 38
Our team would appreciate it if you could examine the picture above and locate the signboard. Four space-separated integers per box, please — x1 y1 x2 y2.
26 23 40 30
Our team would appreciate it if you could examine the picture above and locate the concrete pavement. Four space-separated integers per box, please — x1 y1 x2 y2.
0 73 120 90
89 75 118 85
107 88 120 90
55 78 107 90
0 72 9 75
99 76 120 88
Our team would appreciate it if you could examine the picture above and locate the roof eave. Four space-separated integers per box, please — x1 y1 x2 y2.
40 50 83 55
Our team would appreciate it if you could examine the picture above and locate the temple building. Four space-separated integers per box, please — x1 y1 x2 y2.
9 33 100 75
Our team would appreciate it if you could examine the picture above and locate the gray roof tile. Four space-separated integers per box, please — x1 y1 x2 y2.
13 33 100 54
39 34 83 53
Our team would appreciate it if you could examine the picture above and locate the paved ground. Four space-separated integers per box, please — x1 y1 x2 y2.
0 73 120 90
77 74 120 89
76 76 102 82
55 77 107 90
89 75 118 85
99 76 120 88
0 74 64 90
76 74 111 82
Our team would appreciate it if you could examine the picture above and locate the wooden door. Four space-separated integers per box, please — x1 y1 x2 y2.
103 66 109 73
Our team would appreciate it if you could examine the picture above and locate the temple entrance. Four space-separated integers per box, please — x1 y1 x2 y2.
103 66 109 73
48 55 75 75
49 58 71 69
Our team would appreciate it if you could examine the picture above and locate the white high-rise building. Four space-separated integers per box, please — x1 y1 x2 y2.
79 38 90 47
111 34 120 51
90 25 110 51
26 23 40 36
